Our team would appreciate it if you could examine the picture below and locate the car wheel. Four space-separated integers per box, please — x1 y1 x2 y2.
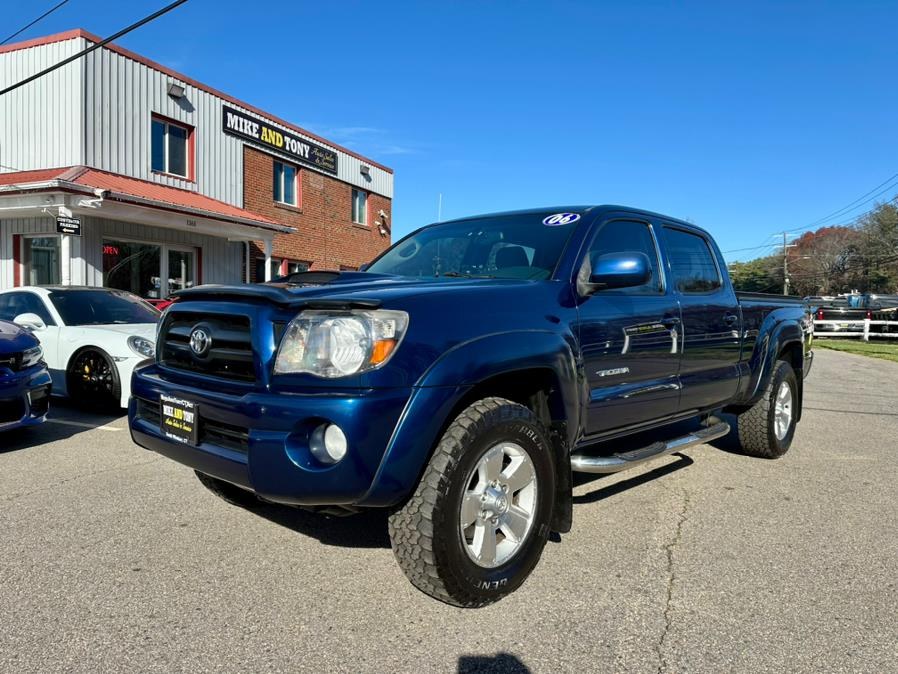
736 359 798 459
194 471 260 508
66 348 122 410
388 397 556 607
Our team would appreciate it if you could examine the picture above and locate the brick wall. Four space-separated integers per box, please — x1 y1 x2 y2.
243 146 391 274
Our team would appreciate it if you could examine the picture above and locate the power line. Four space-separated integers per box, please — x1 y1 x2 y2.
0 0 71 46
796 171 898 231
0 0 188 98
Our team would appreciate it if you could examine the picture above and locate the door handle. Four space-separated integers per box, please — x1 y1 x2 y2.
661 317 681 327
723 314 739 326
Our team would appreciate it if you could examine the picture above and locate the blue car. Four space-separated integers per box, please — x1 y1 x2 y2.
0 320 52 432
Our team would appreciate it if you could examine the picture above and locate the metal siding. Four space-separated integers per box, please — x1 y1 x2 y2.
81 47 393 204
0 39 84 172
0 215 242 290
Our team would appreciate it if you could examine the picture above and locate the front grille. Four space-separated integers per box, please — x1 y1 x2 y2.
0 397 25 423
160 312 255 382
0 353 22 371
135 397 249 454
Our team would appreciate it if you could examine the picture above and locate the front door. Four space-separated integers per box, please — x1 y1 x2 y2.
577 217 682 436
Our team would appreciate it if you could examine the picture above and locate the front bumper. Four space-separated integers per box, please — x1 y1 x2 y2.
0 365 52 432
129 364 413 505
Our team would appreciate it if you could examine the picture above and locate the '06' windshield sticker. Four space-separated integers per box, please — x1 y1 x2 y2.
543 213 581 226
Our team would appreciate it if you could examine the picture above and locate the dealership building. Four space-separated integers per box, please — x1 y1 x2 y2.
0 29 393 298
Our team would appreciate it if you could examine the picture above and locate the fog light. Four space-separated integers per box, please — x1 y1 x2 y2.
309 423 347 464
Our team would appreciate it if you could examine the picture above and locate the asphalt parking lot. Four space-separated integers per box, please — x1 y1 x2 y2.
1 348 896 673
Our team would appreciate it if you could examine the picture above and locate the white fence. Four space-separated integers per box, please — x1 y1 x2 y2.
814 319 898 340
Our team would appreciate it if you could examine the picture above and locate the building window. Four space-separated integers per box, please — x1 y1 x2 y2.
254 258 310 282
104 240 162 299
352 188 368 225
103 240 197 299
151 116 191 178
254 258 282 283
273 161 298 206
23 236 61 286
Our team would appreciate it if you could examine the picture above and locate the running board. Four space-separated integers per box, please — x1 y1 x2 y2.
570 421 731 474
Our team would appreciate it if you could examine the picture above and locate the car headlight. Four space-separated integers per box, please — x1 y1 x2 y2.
128 336 156 358
21 345 43 369
274 310 409 378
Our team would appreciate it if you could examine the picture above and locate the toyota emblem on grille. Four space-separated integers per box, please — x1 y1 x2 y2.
189 327 211 357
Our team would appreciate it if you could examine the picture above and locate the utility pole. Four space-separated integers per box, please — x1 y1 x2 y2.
782 231 797 296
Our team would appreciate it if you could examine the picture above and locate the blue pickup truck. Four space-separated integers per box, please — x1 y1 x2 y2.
129 206 813 607
1 320 52 432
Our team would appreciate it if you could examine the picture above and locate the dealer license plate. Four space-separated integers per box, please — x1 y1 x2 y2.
160 394 198 445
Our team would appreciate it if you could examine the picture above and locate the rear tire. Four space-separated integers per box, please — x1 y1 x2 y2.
194 471 260 508
736 359 798 458
388 397 556 608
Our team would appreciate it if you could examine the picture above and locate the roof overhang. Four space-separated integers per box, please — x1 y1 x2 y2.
0 180 294 241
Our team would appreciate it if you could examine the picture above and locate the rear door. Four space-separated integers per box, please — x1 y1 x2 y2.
577 217 682 436
661 226 741 411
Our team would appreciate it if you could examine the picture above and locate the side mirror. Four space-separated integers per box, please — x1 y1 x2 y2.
13 313 47 332
358 263 370 272
585 252 651 292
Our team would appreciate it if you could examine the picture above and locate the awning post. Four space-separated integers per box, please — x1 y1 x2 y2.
263 239 273 282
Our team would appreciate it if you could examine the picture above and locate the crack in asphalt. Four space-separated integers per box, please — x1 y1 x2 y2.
1 457 162 504
656 488 690 674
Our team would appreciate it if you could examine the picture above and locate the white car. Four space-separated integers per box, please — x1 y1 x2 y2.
0 287 159 409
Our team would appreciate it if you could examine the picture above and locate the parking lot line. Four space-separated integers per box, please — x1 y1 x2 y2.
45 419 123 432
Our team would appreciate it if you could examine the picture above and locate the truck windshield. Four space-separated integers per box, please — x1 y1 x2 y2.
49 289 160 326
365 213 581 280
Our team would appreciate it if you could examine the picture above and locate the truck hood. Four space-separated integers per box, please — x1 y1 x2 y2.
174 272 541 308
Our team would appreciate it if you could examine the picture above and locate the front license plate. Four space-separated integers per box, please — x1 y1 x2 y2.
160 394 198 445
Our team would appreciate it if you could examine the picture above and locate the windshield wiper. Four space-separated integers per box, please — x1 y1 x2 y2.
437 272 495 279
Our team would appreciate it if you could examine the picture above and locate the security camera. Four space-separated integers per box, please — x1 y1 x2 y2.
378 209 388 220
93 188 110 198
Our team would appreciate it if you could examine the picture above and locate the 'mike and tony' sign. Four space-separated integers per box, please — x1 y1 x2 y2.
222 105 338 176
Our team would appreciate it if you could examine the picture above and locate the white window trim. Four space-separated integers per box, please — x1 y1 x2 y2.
153 118 190 179
274 161 299 206
352 188 368 225
20 233 62 287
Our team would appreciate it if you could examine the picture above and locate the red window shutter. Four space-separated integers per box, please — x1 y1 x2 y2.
12 235 21 287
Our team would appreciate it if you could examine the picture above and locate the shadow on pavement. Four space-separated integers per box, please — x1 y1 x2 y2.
251 503 392 549
0 398 124 455
458 653 530 673
572 453 694 504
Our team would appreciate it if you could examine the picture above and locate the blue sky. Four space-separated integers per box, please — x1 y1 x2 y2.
6 0 898 260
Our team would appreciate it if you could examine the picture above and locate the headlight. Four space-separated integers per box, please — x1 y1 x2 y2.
128 336 156 358
274 309 409 378
21 345 43 368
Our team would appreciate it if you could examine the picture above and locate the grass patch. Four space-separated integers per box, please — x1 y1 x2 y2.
814 338 898 364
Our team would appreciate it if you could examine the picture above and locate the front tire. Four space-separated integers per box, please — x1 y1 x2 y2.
388 397 556 608
736 359 798 458
66 348 121 410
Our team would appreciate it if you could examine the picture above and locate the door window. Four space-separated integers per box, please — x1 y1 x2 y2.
167 249 196 293
23 237 61 286
585 220 661 292
663 228 722 293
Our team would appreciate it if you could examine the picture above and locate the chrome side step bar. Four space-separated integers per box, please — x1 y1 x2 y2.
570 421 731 474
